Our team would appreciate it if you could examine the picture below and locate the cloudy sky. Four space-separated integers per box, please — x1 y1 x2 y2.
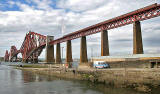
0 0 160 59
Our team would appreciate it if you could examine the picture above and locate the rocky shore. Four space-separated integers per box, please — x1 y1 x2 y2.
16 64 160 93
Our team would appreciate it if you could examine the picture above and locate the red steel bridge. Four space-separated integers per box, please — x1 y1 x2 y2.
4 3 160 63
4 32 46 62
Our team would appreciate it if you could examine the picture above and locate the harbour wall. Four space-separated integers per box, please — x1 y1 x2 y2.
17 66 160 92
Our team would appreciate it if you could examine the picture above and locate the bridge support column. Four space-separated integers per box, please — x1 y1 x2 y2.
133 21 143 54
80 36 88 63
66 40 73 68
45 36 55 63
101 30 109 56
56 43 61 63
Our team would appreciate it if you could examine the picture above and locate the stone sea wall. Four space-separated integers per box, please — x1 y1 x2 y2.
17 66 160 92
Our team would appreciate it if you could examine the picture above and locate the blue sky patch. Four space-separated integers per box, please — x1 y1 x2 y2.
0 0 58 11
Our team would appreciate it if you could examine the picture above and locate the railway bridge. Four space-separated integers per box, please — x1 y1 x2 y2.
4 3 160 65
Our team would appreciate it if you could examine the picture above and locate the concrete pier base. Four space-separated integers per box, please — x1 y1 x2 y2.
66 40 73 68
45 36 55 63
80 36 88 63
133 21 143 54
101 30 109 56
56 43 61 64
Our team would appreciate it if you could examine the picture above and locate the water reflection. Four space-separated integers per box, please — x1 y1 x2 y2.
0 62 155 94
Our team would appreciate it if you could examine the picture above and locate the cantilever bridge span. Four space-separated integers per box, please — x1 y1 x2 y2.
4 3 160 63
4 32 46 63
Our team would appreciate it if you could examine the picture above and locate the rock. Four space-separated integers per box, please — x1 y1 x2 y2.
135 85 151 92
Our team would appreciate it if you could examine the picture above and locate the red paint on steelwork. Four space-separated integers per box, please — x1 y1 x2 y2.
4 50 9 61
4 32 46 61
19 32 46 61
4 3 160 62
50 3 160 45
9 46 19 60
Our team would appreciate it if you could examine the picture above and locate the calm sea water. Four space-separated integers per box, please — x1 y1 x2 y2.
0 62 159 94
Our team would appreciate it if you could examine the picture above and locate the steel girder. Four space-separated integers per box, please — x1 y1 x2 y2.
50 3 160 45
5 32 46 62
9 46 19 61
4 50 9 61
4 3 160 62
20 32 46 61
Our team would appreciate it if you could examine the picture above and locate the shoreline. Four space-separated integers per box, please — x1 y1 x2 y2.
15 65 160 92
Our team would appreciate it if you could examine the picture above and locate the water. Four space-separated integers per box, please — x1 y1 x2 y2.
0 62 157 94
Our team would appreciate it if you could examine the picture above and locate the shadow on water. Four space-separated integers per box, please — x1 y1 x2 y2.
0 62 159 94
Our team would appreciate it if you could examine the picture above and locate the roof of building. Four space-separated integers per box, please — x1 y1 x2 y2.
92 54 160 62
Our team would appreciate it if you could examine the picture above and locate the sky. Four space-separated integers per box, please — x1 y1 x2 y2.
0 0 160 59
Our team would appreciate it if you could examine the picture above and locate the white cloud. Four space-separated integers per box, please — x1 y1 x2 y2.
57 0 110 12
22 0 54 11
16 2 34 11
7 1 16 7
1 0 160 59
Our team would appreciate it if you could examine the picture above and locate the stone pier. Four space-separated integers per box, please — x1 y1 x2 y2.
133 21 143 54
80 36 88 63
45 36 55 63
101 30 109 56
66 40 73 67
56 43 61 63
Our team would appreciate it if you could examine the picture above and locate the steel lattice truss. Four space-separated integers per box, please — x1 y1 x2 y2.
20 32 46 61
4 32 46 62
4 50 9 61
50 3 160 45
9 46 19 61
4 3 160 62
